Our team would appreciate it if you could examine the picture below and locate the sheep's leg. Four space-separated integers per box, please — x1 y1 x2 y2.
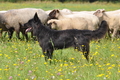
16 31 21 40
8 29 14 40
21 30 28 41
0 30 2 37
111 28 118 40
107 29 111 38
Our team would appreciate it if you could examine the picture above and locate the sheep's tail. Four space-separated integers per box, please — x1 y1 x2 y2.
91 20 108 40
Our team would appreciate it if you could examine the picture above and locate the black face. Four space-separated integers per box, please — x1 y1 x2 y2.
24 19 34 33
25 13 41 36
25 13 40 33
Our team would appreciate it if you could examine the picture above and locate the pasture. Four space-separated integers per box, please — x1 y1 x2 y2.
0 1 120 80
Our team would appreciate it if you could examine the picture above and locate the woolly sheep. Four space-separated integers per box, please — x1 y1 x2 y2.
47 19 89 30
93 9 120 38
49 9 95 30
49 10 99 30
0 8 49 40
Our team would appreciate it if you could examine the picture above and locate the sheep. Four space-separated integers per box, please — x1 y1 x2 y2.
47 19 89 30
49 9 96 30
72 11 95 14
93 9 120 38
49 9 99 30
45 8 72 15
0 11 8 38
0 8 49 41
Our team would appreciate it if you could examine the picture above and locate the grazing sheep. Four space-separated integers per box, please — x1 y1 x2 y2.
0 8 49 40
47 19 88 30
49 9 97 30
0 11 8 38
94 9 120 38
45 8 72 15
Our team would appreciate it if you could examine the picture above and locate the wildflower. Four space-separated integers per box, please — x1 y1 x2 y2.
27 60 30 62
0 54 2 56
97 74 104 77
105 75 110 78
64 64 68 66
41 55 44 57
58 68 62 71
108 67 112 70
4 68 9 71
57 72 61 75
17 74 20 76
13 64 17 66
60 64 63 67
9 76 13 80
89 64 93 66
111 54 114 57
111 64 115 67
118 70 120 73
44 62 47 65
106 63 110 66
28 70 32 73
71 58 74 60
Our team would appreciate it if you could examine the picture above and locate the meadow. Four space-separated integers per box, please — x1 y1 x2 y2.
0 1 120 80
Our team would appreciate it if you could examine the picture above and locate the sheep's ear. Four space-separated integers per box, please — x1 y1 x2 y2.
49 10 56 18
93 10 103 17
56 9 60 13
102 9 105 12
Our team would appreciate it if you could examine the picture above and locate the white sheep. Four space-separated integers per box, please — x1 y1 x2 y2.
93 9 120 38
49 9 98 30
47 18 89 30
49 9 95 30
0 8 49 40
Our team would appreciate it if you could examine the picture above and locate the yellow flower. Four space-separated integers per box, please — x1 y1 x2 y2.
41 55 44 57
13 64 17 66
17 74 20 76
97 74 104 77
44 62 47 65
106 63 110 66
89 64 93 66
71 58 74 60
27 60 30 62
111 64 115 67
64 64 68 66
111 54 114 57
60 64 63 67
108 67 112 70
0 54 2 56
58 68 62 71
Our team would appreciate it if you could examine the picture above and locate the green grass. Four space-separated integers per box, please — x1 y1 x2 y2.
0 1 120 80
0 1 120 11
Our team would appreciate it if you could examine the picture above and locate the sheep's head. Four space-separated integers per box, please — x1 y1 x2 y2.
93 9 105 18
47 19 58 30
49 9 60 19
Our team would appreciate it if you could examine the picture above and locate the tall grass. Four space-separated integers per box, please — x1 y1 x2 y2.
0 1 120 80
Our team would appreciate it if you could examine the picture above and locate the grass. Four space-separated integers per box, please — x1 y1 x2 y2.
0 1 120 80
0 1 120 11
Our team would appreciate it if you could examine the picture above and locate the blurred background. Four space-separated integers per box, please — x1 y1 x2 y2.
0 0 120 3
